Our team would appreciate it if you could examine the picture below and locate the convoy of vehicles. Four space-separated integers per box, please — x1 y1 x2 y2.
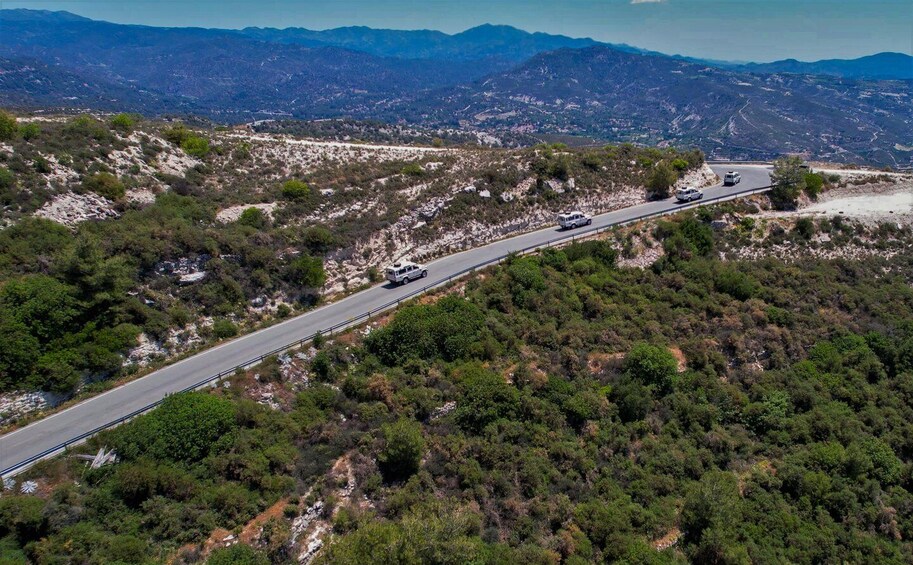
385 260 428 285
384 171 748 286
675 186 704 202
557 210 592 229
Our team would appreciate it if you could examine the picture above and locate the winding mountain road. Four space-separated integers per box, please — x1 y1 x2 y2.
0 163 771 477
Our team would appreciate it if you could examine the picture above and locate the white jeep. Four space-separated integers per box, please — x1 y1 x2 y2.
385 260 428 285
557 210 592 229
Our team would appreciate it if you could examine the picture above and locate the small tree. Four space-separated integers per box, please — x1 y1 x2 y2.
0 167 15 191
623 342 678 391
181 135 210 158
804 172 824 199
212 319 239 339
162 124 191 145
288 255 326 289
455 364 519 433
18 123 40 141
0 111 16 141
82 172 125 200
238 207 268 229
401 163 424 177
281 179 310 200
111 113 137 133
378 418 425 481
647 161 678 199
769 156 806 210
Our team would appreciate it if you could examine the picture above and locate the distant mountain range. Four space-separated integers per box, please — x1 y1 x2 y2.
392 46 912 165
730 52 913 81
0 9 911 166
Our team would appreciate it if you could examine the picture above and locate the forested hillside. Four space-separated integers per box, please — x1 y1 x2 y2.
3 206 913 563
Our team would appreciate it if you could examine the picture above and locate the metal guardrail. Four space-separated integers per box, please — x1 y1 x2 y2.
1 183 771 478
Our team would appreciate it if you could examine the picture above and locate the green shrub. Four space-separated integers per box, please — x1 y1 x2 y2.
287 255 326 289
18 123 40 141
0 167 15 191
454 364 519 433
804 173 824 199
82 172 125 200
112 392 237 463
378 418 425 481
181 135 210 158
281 179 310 200
794 217 815 240
111 113 137 133
0 111 16 141
207 543 269 565
401 163 424 176
366 296 486 365
623 343 678 391
162 124 191 145
237 207 269 229
213 319 239 339
714 268 760 300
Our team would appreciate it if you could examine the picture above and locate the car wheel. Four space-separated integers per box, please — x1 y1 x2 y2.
422 270 428 278
586 219 592 226
402 276 410 285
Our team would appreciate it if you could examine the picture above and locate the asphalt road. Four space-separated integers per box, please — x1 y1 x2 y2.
0 163 771 476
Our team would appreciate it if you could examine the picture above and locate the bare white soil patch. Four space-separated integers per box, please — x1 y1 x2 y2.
231 133 450 177
676 163 719 189
216 202 279 223
803 192 913 220
35 192 119 226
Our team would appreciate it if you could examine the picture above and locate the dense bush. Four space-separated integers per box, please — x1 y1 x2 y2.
110 113 137 133
0 111 16 141
181 135 210 157
81 172 125 200
112 392 237 463
281 179 310 200
454 363 520 432
622 342 678 391
804 172 824 199
366 296 487 364
377 418 425 481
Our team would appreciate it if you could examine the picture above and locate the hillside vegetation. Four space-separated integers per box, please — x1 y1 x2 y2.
0 110 704 400
3 208 913 563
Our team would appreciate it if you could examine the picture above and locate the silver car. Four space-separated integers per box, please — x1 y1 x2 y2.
385 261 428 285
675 187 704 202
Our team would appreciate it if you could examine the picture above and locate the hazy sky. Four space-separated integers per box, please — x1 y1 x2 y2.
3 0 912 62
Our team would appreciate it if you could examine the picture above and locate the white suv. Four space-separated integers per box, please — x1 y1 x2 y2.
723 171 741 186
675 187 704 202
385 260 427 285
557 210 592 229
